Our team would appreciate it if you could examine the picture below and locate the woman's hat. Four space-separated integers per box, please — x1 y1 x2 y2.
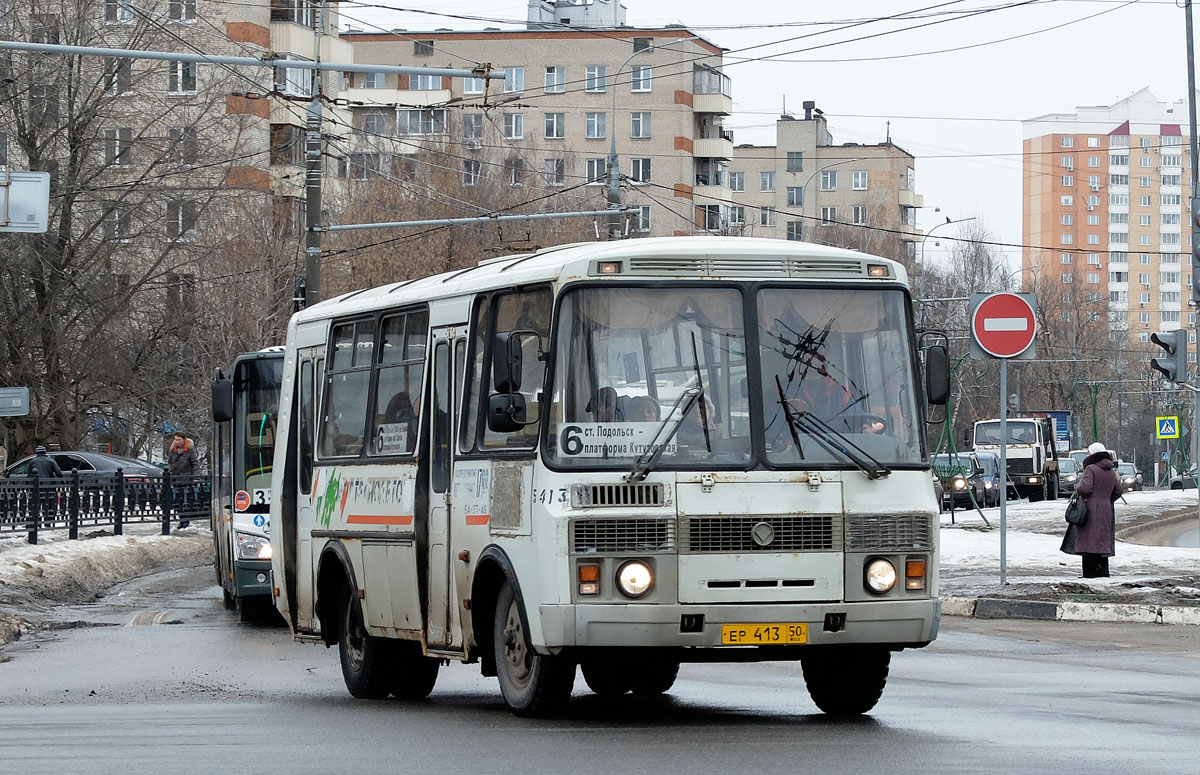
35 445 46 454
1087 442 1106 455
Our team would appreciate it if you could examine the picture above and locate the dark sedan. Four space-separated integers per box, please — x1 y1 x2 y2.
1116 462 1142 492
4 450 162 481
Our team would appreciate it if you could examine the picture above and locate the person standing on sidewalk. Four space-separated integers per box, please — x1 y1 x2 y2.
168 432 200 529
1060 441 1123 578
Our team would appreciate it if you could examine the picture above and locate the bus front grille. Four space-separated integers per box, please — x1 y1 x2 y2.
571 518 675 553
680 515 840 553
571 482 664 508
845 513 932 552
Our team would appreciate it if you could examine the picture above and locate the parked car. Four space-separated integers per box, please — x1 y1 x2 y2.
1056 457 1081 497
3 450 162 482
973 451 1002 507
1169 468 1198 490
1116 462 1142 492
932 453 987 509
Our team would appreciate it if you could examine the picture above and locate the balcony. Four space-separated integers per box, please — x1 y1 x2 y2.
341 87 451 107
897 223 923 242
693 92 733 116
693 136 733 160
271 23 353 63
898 189 924 208
693 183 732 204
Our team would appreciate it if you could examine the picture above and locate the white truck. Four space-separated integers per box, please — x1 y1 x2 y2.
970 417 1060 502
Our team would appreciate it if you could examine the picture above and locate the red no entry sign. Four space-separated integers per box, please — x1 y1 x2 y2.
971 292 1036 358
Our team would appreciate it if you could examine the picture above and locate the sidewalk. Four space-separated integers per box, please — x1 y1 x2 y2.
939 488 1200 625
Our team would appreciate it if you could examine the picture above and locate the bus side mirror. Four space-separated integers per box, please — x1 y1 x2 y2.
212 370 233 423
487 393 527 433
925 345 950 405
493 331 528 394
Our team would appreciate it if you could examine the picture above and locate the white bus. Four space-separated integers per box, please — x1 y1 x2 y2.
269 237 950 716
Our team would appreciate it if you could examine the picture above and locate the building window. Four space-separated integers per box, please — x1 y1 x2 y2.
1061 214 1073 226
397 108 447 135
699 205 722 231
760 171 775 192
1087 136 1100 148
820 170 837 191
585 65 607 93
730 206 745 224
1110 193 1128 205
585 112 606 139
1140 156 1152 168
413 40 434 56
1088 195 1100 206
786 151 803 172
1060 234 1074 245
168 60 197 94
409 74 439 90
820 206 837 224
101 204 130 241
1061 175 1073 187
1087 254 1101 265
544 113 565 139
1139 313 1151 324
852 170 868 190
104 58 132 96
1087 156 1100 167
1139 234 1152 245
635 206 651 232
1061 273 1073 283
631 158 651 183
1087 272 1099 284
633 37 653 52
504 158 524 186
1061 155 1074 170
1163 291 1181 303
1163 271 1181 283
1060 253 1073 265
105 0 134 22
1061 195 1073 206
1164 174 1182 186
1110 174 1128 186
504 67 524 93
543 158 564 186
168 0 196 22
275 57 313 96
169 126 198 167
363 110 387 136
852 205 867 225
631 112 651 138
1087 215 1100 226
760 207 775 226
1109 232 1128 244
462 159 481 186
1062 310 1072 322
503 113 523 139
585 158 605 184
103 127 133 166
1086 234 1100 245
1110 153 1129 166
786 221 803 241
729 171 744 191
360 71 384 88
544 66 565 93
1061 136 1074 148
165 200 196 240
631 66 651 92
461 77 483 96
786 187 803 207
462 113 483 142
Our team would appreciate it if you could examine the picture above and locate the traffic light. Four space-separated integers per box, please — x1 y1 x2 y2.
1150 329 1188 384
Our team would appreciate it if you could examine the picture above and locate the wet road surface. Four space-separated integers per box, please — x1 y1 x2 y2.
0 565 1197 774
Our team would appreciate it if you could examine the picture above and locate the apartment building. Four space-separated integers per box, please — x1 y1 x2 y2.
1022 88 1194 352
729 102 924 261
338 2 734 238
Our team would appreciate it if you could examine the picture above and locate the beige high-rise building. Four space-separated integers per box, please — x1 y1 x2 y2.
338 3 734 238
729 102 924 261
1022 88 1194 350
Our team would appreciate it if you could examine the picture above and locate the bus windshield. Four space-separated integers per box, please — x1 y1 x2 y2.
234 357 283 509
545 285 921 469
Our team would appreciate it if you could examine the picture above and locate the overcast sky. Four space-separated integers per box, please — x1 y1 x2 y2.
336 0 1191 270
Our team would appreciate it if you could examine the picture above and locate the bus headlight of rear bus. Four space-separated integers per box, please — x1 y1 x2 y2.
236 532 273 560
864 558 897 594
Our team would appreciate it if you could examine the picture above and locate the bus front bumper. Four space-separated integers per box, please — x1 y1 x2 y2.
537 599 939 651
234 559 273 598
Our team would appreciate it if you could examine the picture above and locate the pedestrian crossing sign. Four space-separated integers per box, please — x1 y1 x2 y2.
1157 416 1180 439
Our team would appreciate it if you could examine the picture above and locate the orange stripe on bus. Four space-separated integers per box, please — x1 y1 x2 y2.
346 514 414 525
465 514 490 525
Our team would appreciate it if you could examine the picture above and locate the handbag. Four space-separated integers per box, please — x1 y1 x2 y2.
1064 493 1089 526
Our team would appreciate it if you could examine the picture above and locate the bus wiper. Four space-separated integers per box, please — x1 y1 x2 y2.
789 411 891 480
625 387 700 483
775 375 805 460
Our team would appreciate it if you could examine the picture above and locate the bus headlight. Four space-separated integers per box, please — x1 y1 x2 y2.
236 533 273 560
865 559 897 595
615 560 653 598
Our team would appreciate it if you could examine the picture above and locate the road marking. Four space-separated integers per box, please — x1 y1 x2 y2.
983 317 1029 332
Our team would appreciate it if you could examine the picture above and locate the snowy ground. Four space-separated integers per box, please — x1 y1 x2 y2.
1 490 1199 648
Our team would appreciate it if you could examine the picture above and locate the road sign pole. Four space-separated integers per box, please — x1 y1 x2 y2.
999 359 1008 585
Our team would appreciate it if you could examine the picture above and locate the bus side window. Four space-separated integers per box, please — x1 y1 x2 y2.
299 359 314 494
319 319 374 458
459 295 490 452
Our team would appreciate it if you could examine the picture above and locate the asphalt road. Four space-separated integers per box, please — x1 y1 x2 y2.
0 566 1198 775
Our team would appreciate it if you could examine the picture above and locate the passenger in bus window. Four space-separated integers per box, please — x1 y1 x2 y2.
586 386 622 422
627 395 660 422
382 392 418 453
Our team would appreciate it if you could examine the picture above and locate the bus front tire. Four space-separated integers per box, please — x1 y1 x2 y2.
801 646 890 715
338 587 391 699
581 657 631 696
628 657 680 695
494 580 575 716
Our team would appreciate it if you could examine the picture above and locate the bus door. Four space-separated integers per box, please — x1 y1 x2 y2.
292 350 321 632
426 329 459 650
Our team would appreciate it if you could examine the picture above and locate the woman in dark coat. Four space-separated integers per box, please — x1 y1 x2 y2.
1060 441 1123 577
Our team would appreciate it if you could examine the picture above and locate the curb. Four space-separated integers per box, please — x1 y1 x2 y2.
941 596 1200 626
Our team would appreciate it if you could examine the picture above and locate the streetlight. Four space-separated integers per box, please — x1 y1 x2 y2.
918 215 975 327
607 35 703 238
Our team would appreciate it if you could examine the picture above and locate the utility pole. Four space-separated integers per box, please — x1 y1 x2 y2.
303 0 328 308
1187 0 1200 539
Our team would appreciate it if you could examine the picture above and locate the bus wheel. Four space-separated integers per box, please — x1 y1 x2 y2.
338 587 391 699
494 580 575 716
628 657 680 695
388 641 440 700
580 657 631 696
801 646 890 715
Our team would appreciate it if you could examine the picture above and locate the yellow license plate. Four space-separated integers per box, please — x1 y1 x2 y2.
721 623 808 645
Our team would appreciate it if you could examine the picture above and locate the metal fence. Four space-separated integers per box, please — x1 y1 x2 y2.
0 470 210 544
